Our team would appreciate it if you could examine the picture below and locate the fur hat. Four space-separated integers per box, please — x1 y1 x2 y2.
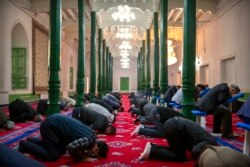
230 84 240 93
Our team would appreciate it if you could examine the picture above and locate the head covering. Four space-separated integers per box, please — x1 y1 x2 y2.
6 120 15 130
96 140 109 158
230 84 240 93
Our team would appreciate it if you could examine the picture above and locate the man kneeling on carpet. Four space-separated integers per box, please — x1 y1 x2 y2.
139 117 217 162
18 114 109 161
72 106 116 135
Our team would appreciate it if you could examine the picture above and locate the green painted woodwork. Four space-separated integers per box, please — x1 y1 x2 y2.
137 52 140 90
47 0 61 115
101 40 106 95
142 41 146 90
120 77 129 91
110 56 113 91
90 11 96 100
146 29 151 90
160 0 168 94
12 48 27 89
108 53 112 92
75 0 85 107
153 12 160 95
9 94 40 103
181 0 196 120
98 29 102 95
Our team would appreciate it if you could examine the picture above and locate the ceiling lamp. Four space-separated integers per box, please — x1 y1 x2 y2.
121 65 130 69
167 40 177 65
168 54 177 65
112 5 135 22
120 49 128 54
121 55 128 59
121 62 129 66
120 58 130 62
119 41 132 50
116 27 133 39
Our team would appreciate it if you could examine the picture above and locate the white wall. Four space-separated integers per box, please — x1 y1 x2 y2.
113 57 137 92
0 0 33 104
197 0 250 92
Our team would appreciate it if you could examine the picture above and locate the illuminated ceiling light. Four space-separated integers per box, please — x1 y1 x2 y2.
120 49 128 54
116 27 133 39
121 62 129 66
122 65 130 69
168 55 177 65
119 41 132 50
121 55 128 59
120 53 129 56
167 40 177 65
112 5 135 22
120 58 130 62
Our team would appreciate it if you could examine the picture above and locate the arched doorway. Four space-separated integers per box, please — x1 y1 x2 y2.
11 23 28 90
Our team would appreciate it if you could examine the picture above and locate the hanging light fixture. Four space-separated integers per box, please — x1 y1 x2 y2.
116 27 133 39
121 62 129 66
119 41 132 50
167 40 177 65
112 5 135 22
122 65 129 68
120 58 130 62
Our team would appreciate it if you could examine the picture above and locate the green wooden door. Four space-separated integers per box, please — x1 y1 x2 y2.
12 48 27 89
120 77 129 91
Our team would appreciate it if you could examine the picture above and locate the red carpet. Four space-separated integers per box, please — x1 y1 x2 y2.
205 113 245 152
1 95 245 166
43 95 194 167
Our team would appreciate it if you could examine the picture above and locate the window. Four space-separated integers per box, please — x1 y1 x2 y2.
12 48 27 89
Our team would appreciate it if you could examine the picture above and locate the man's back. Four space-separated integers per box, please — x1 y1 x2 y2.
194 83 231 113
41 114 96 145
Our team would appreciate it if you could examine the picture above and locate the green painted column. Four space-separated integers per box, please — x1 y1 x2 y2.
182 0 196 120
137 53 140 90
108 53 112 92
90 11 96 100
106 48 110 93
160 0 168 94
103 47 109 93
97 29 102 97
110 56 113 91
142 41 146 91
101 40 106 95
153 12 160 95
139 52 143 91
75 0 85 107
146 29 151 90
47 0 61 115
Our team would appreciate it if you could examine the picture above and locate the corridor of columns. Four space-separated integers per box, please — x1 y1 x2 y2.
1 0 250 166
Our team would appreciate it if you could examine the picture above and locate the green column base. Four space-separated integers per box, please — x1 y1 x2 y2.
47 103 60 116
181 105 195 121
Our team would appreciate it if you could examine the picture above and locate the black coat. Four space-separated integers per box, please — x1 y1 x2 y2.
194 83 231 113
9 99 38 122
164 117 217 160
156 106 185 123
92 99 113 113
72 106 108 132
